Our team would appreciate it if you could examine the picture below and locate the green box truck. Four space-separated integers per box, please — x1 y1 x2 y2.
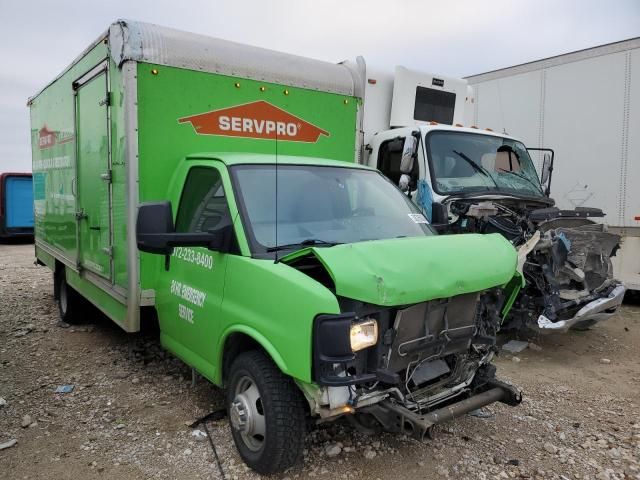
29 20 522 474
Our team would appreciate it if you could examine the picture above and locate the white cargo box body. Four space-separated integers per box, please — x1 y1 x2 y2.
466 38 640 290
363 66 468 147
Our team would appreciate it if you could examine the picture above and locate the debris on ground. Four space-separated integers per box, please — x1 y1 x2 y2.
20 414 33 428
0 439 17 451
501 340 529 353
325 443 342 457
54 384 75 394
467 408 494 419
190 429 208 442
528 342 542 351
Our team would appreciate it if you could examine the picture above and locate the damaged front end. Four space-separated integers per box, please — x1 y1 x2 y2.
281 235 522 437
446 200 625 332
308 290 521 439
521 209 625 332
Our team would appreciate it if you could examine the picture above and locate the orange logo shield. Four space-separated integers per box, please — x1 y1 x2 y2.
178 100 329 143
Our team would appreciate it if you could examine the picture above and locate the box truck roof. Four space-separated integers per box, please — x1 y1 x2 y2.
29 19 365 103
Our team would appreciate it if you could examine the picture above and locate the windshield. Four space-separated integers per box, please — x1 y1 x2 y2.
426 131 544 197
231 164 435 256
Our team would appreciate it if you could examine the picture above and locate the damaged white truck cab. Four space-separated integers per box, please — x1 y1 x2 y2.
360 65 625 333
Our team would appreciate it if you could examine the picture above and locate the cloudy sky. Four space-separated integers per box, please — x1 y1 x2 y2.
1 0 639 172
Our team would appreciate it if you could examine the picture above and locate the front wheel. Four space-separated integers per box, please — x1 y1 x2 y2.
227 351 306 474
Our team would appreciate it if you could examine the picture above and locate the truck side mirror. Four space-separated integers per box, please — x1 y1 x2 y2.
540 152 553 196
136 201 176 255
540 153 551 185
399 135 417 174
136 201 231 255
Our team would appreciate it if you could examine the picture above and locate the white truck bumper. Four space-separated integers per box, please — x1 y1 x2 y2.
536 284 627 333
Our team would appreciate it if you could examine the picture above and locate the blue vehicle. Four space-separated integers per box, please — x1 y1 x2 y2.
0 173 34 239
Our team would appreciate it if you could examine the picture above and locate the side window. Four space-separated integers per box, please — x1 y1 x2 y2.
376 138 419 189
175 167 230 233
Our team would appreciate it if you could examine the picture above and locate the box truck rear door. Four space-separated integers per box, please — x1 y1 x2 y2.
74 64 112 280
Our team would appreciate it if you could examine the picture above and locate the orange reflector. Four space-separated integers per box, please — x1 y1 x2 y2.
368 78 377 84
635 216 640 221
470 125 478 129
329 405 354 416
486 128 494 132
455 123 464 127
429 121 439 125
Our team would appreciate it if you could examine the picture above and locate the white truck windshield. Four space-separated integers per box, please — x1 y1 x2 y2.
231 164 435 255
426 131 544 197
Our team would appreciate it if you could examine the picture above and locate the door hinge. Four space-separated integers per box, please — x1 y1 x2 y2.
99 92 111 107
75 209 88 220
102 246 113 257
100 169 112 182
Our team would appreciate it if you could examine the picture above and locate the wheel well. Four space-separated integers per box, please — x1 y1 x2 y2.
222 333 265 387
222 333 312 417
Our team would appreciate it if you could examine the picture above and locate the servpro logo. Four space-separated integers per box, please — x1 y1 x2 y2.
178 100 329 143
38 125 74 150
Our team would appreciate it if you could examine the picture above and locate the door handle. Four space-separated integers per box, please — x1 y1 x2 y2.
89 226 101 231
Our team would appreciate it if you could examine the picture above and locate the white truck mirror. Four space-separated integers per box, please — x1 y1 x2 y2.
400 135 417 174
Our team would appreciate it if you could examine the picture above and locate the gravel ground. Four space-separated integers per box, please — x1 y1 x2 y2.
1 243 639 480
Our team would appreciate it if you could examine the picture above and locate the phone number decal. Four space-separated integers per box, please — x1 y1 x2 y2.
172 247 214 270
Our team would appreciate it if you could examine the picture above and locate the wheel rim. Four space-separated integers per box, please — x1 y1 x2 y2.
230 375 266 452
59 280 68 315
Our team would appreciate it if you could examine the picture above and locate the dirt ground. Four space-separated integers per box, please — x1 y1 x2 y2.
0 243 639 480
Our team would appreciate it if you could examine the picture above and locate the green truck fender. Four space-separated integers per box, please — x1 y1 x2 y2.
215 324 291 386
214 255 341 385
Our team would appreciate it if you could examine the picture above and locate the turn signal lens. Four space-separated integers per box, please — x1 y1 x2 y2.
350 319 378 352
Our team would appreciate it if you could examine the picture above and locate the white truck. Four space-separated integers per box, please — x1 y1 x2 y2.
357 62 626 333
465 37 640 292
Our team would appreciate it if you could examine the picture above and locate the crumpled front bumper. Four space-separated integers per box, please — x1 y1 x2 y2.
536 283 626 333
360 377 522 440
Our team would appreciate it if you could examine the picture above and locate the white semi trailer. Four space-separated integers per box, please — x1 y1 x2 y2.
358 62 626 333
465 37 640 291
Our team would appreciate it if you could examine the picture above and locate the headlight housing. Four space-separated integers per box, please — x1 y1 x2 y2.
350 318 378 352
313 313 381 386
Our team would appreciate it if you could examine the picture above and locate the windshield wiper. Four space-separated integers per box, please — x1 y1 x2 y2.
267 238 342 253
452 150 499 188
498 168 544 195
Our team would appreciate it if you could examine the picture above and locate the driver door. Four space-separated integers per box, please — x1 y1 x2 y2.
156 165 232 367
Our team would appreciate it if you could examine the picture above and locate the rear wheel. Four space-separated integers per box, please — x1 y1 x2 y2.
56 271 83 324
227 350 306 474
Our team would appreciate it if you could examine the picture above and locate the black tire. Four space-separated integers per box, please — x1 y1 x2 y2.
227 350 306 474
55 271 83 324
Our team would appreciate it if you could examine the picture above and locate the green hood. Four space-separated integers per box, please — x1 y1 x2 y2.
280 233 517 306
